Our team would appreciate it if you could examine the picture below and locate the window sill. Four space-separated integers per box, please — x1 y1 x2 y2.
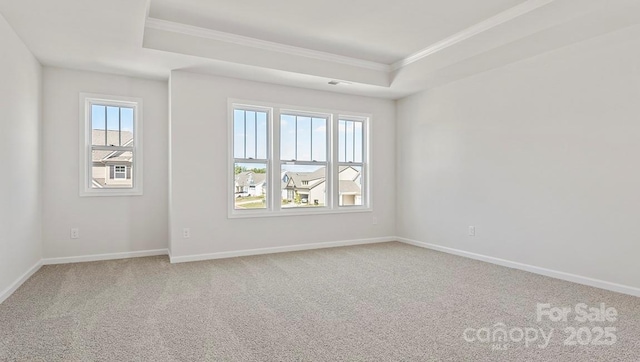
80 189 143 197
228 207 372 219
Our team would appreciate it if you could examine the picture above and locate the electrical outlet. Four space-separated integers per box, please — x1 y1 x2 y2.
70 228 79 239
183 228 191 238
372 217 378 225
468 226 475 236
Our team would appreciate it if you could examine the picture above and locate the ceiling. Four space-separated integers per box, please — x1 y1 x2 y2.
148 0 524 64
1 0 639 99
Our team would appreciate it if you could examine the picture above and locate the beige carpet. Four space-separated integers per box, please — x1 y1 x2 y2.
0 242 638 361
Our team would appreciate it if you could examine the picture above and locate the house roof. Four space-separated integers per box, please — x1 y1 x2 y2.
92 129 133 147
283 166 361 190
92 130 134 163
285 167 326 189
339 180 361 194
235 171 266 187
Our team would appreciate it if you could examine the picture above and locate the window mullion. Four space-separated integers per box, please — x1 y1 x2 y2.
272 107 280 212
104 105 107 145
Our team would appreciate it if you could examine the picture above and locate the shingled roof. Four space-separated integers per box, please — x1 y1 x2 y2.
235 171 267 187
92 130 133 163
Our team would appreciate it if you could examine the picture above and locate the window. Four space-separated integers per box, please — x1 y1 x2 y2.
80 93 143 196
233 107 269 209
113 165 127 179
338 119 364 206
229 100 369 217
280 113 328 208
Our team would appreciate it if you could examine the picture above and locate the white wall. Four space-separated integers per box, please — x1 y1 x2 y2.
397 25 640 289
0 14 42 299
170 71 395 258
42 68 169 258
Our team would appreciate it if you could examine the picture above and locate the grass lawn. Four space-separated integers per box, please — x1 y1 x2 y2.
236 202 266 209
236 195 265 202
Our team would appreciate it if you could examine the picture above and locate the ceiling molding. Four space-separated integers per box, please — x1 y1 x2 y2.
145 0 556 76
145 17 391 72
391 0 555 71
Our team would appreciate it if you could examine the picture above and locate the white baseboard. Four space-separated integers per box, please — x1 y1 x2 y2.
170 236 396 263
397 237 640 298
42 249 169 265
0 260 43 305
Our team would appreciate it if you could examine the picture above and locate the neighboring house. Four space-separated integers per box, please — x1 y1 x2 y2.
281 166 361 206
235 171 267 197
281 168 326 205
338 166 362 206
91 130 133 188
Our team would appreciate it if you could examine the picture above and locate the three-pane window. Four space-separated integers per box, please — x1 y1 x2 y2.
230 101 368 216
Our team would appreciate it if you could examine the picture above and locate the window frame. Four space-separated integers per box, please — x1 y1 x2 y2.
79 93 143 197
336 117 367 207
279 110 330 210
231 105 271 211
228 99 371 218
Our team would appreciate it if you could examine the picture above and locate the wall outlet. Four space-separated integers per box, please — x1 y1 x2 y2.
183 228 191 238
372 217 378 225
468 226 476 236
70 228 79 239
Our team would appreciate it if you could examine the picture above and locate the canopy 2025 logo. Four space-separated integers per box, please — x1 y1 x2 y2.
462 303 618 351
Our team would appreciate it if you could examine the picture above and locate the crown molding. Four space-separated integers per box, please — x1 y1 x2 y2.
146 0 555 75
145 17 391 72
391 0 555 71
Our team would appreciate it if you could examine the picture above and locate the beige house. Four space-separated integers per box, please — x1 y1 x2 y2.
281 166 361 206
91 130 133 188
235 171 267 197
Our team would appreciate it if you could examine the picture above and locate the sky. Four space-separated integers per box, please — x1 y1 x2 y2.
91 105 134 145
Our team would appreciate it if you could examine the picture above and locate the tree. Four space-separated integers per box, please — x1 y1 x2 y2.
294 190 301 204
234 165 247 174
235 166 266 174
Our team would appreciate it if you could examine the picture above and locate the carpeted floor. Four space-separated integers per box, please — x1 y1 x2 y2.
0 242 638 361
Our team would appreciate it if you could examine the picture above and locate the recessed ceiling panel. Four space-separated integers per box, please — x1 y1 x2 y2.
149 0 526 64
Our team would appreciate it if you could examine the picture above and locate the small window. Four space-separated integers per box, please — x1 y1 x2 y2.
80 93 143 196
114 165 127 179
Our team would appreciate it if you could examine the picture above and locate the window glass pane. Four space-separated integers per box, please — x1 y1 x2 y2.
234 162 267 210
256 112 268 160
354 122 363 163
296 116 311 161
280 164 326 208
120 107 134 146
245 111 256 159
312 117 327 162
280 114 296 161
234 110 245 159
338 120 346 162
106 106 120 135
338 120 364 163
345 121 354 162
91 105 106 146
338 165 362 206
91 150 133 189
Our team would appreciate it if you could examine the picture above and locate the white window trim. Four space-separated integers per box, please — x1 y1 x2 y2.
79 93 143 197
228 98 371 218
